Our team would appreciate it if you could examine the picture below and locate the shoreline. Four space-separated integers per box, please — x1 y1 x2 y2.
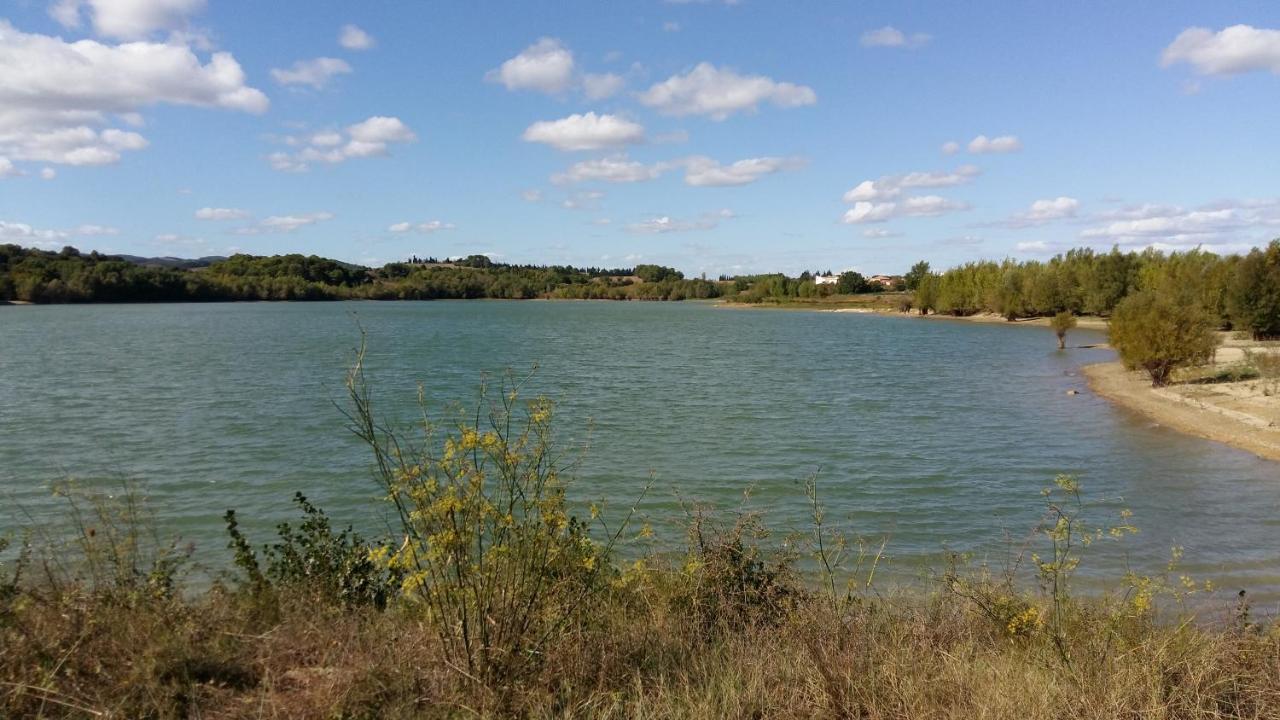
1083 360 1280 463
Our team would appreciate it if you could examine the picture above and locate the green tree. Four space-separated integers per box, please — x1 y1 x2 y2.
835 270 868 294
1109 291 1219 387
904 261 931 291
1049 311 1077 350
1229 240 1280 339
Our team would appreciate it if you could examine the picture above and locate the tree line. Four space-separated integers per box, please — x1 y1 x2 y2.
0 245 721 304
909 241 1280 339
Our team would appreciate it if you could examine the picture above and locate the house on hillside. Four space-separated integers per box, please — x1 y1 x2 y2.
814 274 838 285
869 274 902 289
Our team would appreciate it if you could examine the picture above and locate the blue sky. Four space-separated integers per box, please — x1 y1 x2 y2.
1 1 1278 276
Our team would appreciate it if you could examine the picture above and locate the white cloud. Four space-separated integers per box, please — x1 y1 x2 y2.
1080 199 1280 247
842 165 979 202
582 72 625 99
860 26 931 49
967 134 1022 154
195 207 248 220
0 219 68 247
841 196 970 224
40 167 57 180
1005 196 1079 227
663 21 681 32
339 24 375 51
627 209 732 234
682 155 804 187
50 0 206 40
73 223 119 236
268 116 416 172
1162 25 1280 76
562 190 605 210
1016 240 1050 253
0 158 19 178
236 212 334 235
552 155 670 185
862 228 901 238
0 21 267 169
637 63 816 120
521 189 543 202
271 58 352 89
941 140 960 155
486 37 575 94
388 220 454 233
521 112 645 151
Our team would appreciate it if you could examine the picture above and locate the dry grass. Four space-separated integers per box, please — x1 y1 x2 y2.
4 570 1280 719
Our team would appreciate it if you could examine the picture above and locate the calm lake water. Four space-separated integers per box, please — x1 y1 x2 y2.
2 301 1277 601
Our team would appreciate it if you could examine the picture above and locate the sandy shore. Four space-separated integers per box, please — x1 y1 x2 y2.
827 308 1111 331
1083 348 1280 463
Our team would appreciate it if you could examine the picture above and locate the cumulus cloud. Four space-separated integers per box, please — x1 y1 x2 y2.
627 208 734 234
339 24 375 50
268 116 416 172
235 212 334 235
637 63 816 120
388 220 454 233
1004 196 1079 227
1162 25 1280 76
521 189 543 202
195 207 248 220
1016 240 1050 253
1079 198 1280 247
40 167 57 180
842 196 970 224
271 57 352 89
521 113 645 151
552 155 671 185
682 155 804 187
941 140 960 155
842 165 979 203
0 21 266 170
860 26 931 49
967 134 1022 154
50 0 206 40
486 37 575 93
0 158 20 178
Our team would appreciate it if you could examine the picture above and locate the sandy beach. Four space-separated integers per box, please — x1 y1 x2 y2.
1083 339 1280 463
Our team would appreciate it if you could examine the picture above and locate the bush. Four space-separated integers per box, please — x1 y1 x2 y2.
343 338 638 683
1109 291 1219 386
1050 311 1077 349
224 493 402 608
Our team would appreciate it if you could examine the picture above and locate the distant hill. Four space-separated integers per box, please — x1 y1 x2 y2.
114 255 227 269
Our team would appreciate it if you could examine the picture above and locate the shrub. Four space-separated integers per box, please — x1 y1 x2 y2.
224 493 403 608
1109 290 1219 386
1050 311 1077 349
343 338 638 683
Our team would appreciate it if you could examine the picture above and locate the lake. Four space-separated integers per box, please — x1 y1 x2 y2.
2 301 1277 601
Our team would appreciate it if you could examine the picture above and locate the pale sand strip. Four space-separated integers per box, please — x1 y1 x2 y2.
1083 361 1280 463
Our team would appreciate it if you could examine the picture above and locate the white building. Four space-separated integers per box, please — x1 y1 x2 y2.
814 274 838 285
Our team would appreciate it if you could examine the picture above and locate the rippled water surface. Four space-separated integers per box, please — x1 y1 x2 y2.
2 301 1277 599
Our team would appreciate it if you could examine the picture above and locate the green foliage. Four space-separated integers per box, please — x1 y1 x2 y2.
1050 311 1077 349
1229 240 1280 339
634 263 684 283
904 260 931 291
1109 290 1220 386
223 493 402 608
835 270 869 294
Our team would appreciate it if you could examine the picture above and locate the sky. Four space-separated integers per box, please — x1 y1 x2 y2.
1 0 1279 276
